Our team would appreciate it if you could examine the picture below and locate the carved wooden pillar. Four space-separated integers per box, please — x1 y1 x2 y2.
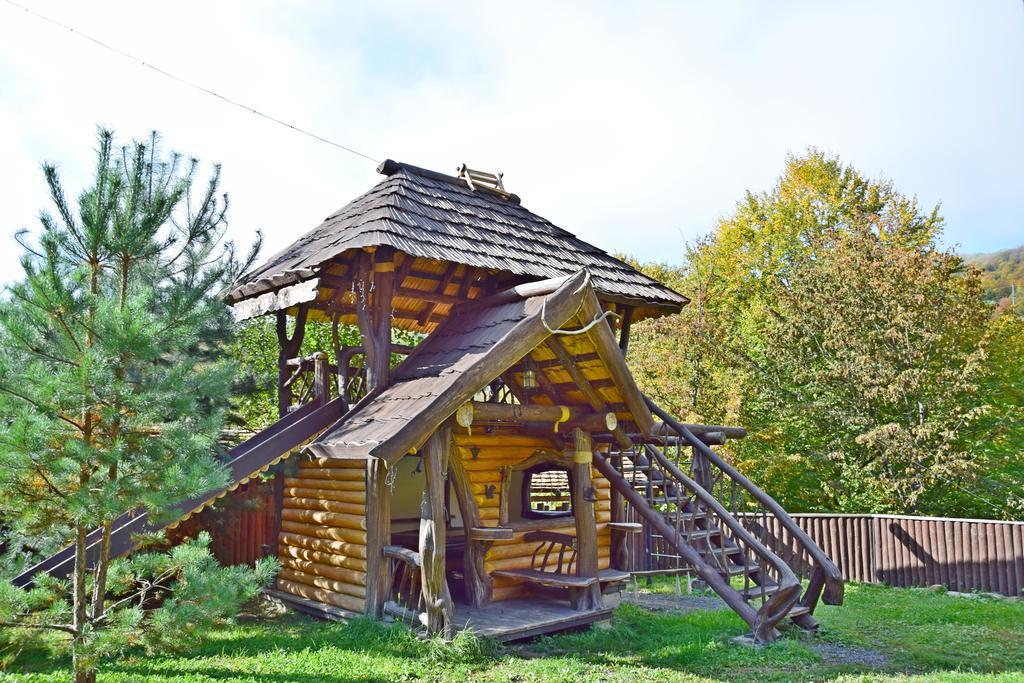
275 305 308 417
420 422 455 637
354 247 395 394
354 248 397 621
571 428 601 611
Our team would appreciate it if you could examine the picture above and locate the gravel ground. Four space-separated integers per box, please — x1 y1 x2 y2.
622 590 728 614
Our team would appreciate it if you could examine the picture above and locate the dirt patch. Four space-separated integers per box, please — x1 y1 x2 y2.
622 591 728 614
810 641 890 668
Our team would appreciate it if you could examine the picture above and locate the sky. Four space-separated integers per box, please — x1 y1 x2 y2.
0 0 1021 283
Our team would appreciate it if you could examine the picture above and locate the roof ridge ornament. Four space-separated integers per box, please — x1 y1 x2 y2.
457 164 509 197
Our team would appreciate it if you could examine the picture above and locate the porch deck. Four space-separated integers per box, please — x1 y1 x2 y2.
267 589 617 642
453 597 615 642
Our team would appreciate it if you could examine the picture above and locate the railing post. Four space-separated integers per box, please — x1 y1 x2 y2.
312 352 330 406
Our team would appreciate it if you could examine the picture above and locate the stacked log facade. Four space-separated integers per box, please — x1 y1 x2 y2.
453 431 611 602
276 457 368 614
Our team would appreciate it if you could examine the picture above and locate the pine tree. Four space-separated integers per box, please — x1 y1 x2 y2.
0 129 272 682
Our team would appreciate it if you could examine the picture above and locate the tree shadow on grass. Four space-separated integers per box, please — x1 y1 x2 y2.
104 662 393 683
9 616 429 680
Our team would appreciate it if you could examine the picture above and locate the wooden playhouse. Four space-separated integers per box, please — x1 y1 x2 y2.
18 160 843 642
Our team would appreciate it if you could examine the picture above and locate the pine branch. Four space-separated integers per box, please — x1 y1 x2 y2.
0 620 77 635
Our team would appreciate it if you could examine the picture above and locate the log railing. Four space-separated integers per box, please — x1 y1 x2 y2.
281 344 415 413
382 545 426 628
643 396 844 622
335 344 415 409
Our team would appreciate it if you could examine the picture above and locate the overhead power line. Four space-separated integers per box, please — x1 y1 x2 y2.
1 0 381 164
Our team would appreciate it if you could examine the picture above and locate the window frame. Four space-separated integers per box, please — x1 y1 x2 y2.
520 463 575 520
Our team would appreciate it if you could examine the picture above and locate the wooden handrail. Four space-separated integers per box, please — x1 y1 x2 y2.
593 452 764 636
642 444 802 640
383 544 421 567
644 396 844 606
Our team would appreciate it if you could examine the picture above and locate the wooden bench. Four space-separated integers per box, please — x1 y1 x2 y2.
491 531 628 608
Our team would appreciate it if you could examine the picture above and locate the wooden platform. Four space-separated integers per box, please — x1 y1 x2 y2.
266 589 616 642
452 598 614 642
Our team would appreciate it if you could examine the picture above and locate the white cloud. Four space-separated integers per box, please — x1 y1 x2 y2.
0 0 1021 285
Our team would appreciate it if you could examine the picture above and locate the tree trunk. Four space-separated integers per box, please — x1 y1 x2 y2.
73 519 93 683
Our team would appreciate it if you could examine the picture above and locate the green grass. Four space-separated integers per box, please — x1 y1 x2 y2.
3 583 1024 682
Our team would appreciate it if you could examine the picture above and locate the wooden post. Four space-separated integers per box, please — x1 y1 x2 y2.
420 422 455 637
275 305 308 417
271 471 285 586
618 305 633 356
610 450 627 571
312 351 330 406
355 247 395 392
571 428 601 611
364 458 391 619
448 451 492 607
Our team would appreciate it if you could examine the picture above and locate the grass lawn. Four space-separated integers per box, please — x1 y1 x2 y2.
4 583 1024 682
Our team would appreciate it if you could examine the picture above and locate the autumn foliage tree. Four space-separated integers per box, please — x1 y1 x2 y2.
629 150 1023 518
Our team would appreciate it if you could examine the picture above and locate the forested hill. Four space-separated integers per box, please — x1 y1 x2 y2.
966 246 1024 303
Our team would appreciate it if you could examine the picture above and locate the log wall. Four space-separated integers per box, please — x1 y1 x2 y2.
454 432 611 602
276 457 368 614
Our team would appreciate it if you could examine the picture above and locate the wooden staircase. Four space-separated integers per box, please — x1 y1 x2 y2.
594 396 844 643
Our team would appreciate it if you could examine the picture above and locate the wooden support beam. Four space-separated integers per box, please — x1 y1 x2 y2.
363 458 390 619
543 337 632 449
521 412 617 434
372 247 395 390
448 449 492 607
618 306 633 355
457 401 600 425
418 263 460 325
579 290 654 435
457 266 478 299
354 248 395 392
571 428 601 611
532 352 601 370
420 422 455 637
522 357 563 402
276 304 308 417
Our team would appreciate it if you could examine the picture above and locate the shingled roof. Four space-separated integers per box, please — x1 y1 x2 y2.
227 160 687 323
306 271 653 464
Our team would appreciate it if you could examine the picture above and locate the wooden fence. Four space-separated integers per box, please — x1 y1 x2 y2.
626 511 1024 597
780 514 1024 596
167 478 278 566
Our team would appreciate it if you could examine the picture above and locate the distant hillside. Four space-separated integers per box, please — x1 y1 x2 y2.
965 246 1023 304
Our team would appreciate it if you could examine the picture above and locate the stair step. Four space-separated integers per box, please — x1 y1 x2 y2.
721 563 760 577
787 604 811 618
697 544 742 557
742 583 784 600
683 529 721 541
